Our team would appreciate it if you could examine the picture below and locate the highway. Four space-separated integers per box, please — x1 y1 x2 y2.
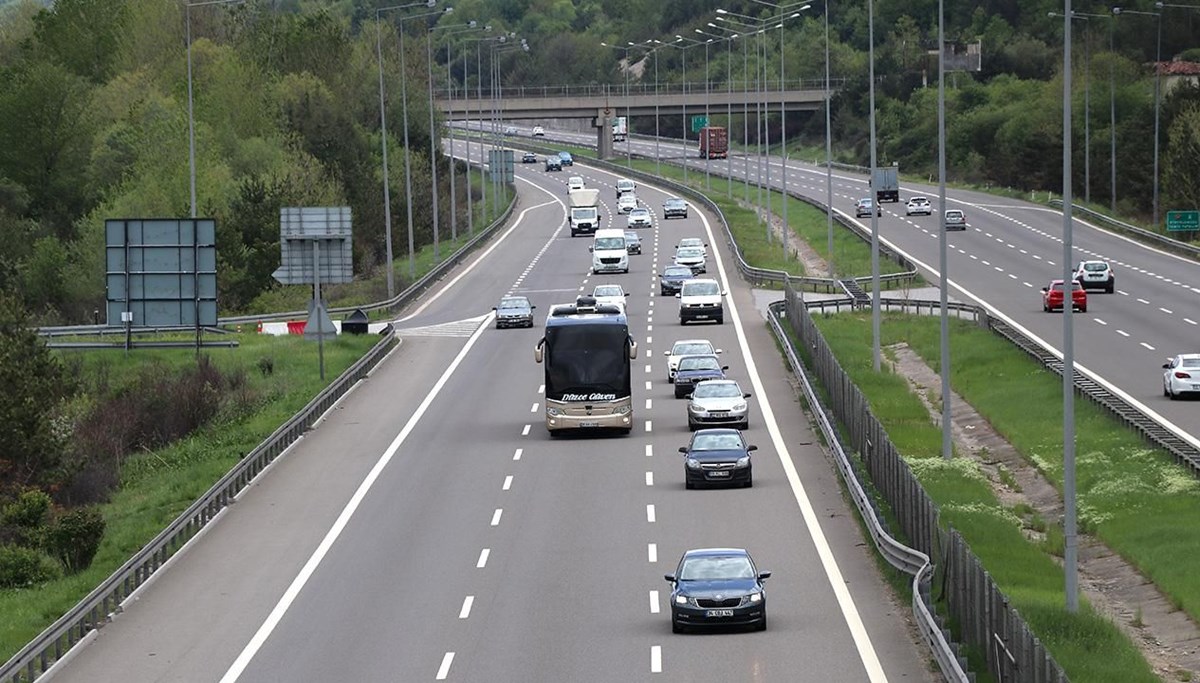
493 122 1200 448
45 141 935 680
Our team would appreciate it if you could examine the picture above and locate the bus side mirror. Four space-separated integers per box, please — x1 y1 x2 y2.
628 340 638 360
534 340 544 363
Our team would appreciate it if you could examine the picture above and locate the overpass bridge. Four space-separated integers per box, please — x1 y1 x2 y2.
434 80 836 158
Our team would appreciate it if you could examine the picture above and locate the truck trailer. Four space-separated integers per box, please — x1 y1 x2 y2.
698 126 728 159
870 166 900 203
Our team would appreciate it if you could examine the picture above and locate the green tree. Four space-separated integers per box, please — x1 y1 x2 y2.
1163 104 1200 215
31 0 128 84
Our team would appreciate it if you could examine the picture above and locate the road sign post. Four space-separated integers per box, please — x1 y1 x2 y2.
1165 210 1199 232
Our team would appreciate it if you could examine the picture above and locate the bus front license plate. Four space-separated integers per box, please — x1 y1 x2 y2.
580 421 600 428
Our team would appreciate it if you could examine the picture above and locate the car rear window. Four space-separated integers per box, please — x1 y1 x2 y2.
1082 263 1108 272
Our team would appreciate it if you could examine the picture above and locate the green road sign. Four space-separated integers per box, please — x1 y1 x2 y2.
1166 210 1199 232
690 115 708 133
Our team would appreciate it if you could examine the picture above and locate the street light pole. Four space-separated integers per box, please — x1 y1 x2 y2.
1060 1 1080 614
869 0 881 372
824 0 833 278
1112 5 1162 227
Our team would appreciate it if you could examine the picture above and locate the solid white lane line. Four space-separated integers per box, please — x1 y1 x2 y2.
219 312 496 683
650 646 662 673
522 424 531 436
646 504 656 523
646 471 654 486
513 448 523 461
477 548 490 568
649 590 660 614
502 475 513 491
648 543 658 563
645 444 653 457
459 596 474 619
491 509 503 526
694 208 888 681
436 652 455 680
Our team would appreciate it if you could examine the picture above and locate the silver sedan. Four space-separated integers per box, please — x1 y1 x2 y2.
687 379 752 430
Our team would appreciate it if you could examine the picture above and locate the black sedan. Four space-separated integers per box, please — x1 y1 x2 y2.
678 428 756 488
673 354 727 398
493 295 535 328
658 265 695 296
521 152 537 163
663 197 689 219
665 548 770 632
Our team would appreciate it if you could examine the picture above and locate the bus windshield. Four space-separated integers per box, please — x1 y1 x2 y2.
543 324 631 400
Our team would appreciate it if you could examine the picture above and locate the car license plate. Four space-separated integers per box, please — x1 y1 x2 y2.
711 412 728 418
580 421 600 428
706 609 735 618
695 314 709 319
708 470 731 478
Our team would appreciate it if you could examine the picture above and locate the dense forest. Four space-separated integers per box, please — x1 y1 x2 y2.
0 0 1196 327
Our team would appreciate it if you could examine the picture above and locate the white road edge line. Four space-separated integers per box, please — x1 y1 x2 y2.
218 311 496 683
695 209 888 682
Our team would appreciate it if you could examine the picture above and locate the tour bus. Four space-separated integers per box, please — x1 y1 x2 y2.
534 296 638 435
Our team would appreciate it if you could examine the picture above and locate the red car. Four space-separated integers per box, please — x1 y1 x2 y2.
1041 279 1087 313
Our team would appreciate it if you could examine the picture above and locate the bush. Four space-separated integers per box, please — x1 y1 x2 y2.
0 489 52 548
45 507 105 574
0 545 61 588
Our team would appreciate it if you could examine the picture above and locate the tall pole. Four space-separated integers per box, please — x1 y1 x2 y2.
869 0 881 372
654 48 661 178
704 39 712 191
779 22 788 263
727 36 734 199
477 42 485 222
446 39 457 242
743 34 750 202
426 31 440 262
400 27 416 281
1109 22 1117 214
825 1 834 279
186 6 197 219
1151 13 1161 228
762 31 772 243
625 47 631 168
938 0 951 461
1061 0 1079 614
1084 22 1091 205
682 45 689 185
375 17 397 297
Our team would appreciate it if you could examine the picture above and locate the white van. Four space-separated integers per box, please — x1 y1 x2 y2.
590 228 629 274
678 278 724 325
615 178 636 198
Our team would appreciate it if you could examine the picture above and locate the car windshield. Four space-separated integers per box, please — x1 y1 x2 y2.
630 209 649 217
666 199 685 207
1082 262 1108 272
595 237 624 250
498 297 528 310
594 286 623 297
679 356 720 372
624 232 639 241
674 343 713 356
682 282 720 296
676 248 703 259
859 199 873 206
946 211 963 219
679 555 755 580
910 197 929 204
694 383 740 399
664 267 692 278
679 239 702 248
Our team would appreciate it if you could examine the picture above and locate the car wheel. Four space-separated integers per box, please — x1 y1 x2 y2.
1107 282 1115 294
679 317 687 326
688 421 697 432
684 481 694 490
675 389 685 399
1168 386 1177 400
716 316 724 325
1080 305 1087 313
744 473 753 488
1164 382 1171 398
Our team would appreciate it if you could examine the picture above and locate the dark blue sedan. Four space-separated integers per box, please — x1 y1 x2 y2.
678 428 756 488
558 151 574 166
673 354 727 398
665 548 770 632
659 265 694 296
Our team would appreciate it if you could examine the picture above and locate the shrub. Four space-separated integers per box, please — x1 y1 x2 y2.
0 489 53 548
0 544 61 588
45 507 105 574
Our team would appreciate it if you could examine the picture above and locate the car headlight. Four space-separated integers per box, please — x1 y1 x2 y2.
616 405 631 415
688 405 706 415
748 592 763 603
732 402 747 412
686 458 701 469
675 595 689 605
736 456 750 468
547 407 560 417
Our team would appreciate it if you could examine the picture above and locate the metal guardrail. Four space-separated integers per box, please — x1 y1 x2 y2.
766 300 971 682
1 331 398 683
1048 199 1200 260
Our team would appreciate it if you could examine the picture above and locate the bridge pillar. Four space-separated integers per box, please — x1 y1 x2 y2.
594 109 614 160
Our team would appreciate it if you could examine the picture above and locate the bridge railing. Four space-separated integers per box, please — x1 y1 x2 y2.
434 78 843 100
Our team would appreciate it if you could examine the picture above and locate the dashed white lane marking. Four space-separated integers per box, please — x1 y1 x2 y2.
646 471 654 486
645 364 652 374
645 420 653 433
502 475 513 491
436 652 455 680
490 509 503 526
645 444 653 457
647 335 653 344
477 549 490 568
521 424 531 436
530 403 539 413
1141 342 1156 351
650 646 662 673
645 398 653 410
646 505 656 523
513 448 523 461
645 381 653 390
1094 319 1108 326
649 590 660 614
459 596 474 619
1159 307 1173 314
647 324 653 331
1186 318 1198 326
1117 330 1130 337
538 384 545 394
1137 298 1150 305
648 543 658 563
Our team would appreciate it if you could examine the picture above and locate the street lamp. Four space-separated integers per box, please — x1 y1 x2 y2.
679 34 714 191
490 37 529 216
697 28 741 200
374 0 436 298
445 25 490 239
1055 10 1117 210
1112 5 1162 227
187 0 245 221
648 39 678 178
437 23 485 247
427 20 477 262
602 39 654 168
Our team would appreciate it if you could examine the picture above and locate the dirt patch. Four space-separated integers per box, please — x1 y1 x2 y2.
886 341 1200 680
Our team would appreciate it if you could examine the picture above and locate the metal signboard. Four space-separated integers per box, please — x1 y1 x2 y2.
691 115 708 133
1166 210 1199 232
272 207 353 285
488 149 514 183
105 219 217 327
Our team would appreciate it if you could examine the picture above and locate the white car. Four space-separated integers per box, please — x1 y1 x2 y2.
503 125 518 135
676 237 707 256
567 176 585 193
687 379 751 431
1163 353 1200 400
1073 260 1115 293
532 126 545 137
616 178 636 197
674 247 706 274
664 339 722 382
678 278 724 325
905 196 933 216
616 194 639 214
944 209 968 231
626 207 652 229
592 284 629 313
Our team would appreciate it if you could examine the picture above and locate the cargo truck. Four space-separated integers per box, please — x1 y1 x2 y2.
698 126 728 159
612 116 628 142
870 166 899 203
569 188 601 237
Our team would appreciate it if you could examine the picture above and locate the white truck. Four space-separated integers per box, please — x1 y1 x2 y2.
612 116 628 142
569 188 601 237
